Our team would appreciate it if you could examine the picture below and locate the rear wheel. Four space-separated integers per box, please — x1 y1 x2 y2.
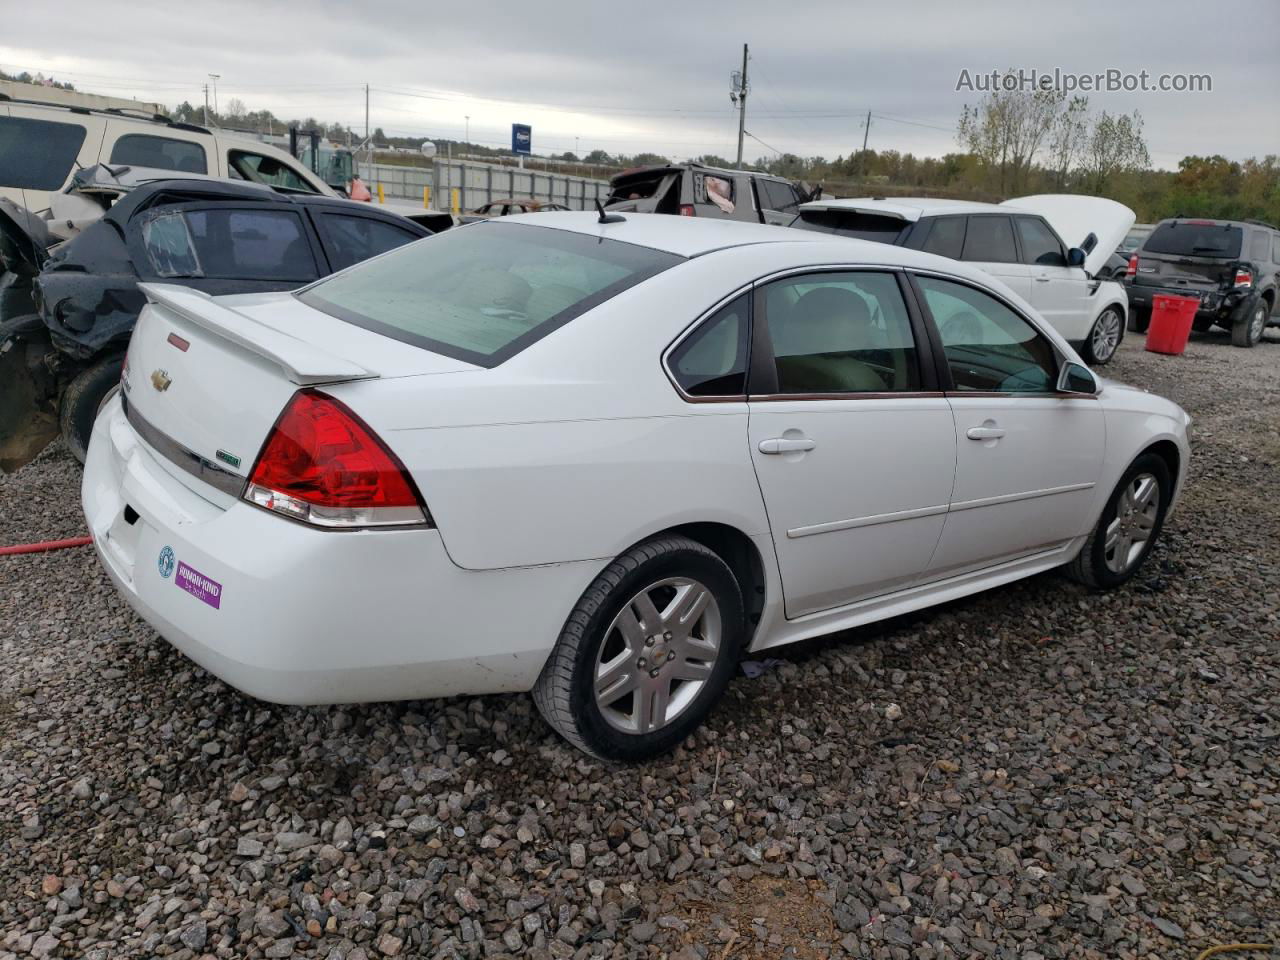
1066 453 1171 589
1126 306 1150 334
1231 299 1268 347
60 355 124 465
533 536 744 760
1081 306 1124 364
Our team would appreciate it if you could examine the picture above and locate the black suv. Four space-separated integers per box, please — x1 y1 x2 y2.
1125 217 1279 347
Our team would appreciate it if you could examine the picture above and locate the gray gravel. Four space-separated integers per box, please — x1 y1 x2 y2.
2 329 1278 959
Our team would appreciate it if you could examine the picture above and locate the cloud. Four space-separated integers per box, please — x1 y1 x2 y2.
3 0 1275 167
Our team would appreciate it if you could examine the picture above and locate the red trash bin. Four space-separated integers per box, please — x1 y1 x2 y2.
1145 294 1200 355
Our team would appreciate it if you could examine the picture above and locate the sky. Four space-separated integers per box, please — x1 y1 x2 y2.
3 0 1277 170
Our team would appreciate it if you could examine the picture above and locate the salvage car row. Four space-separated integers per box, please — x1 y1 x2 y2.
4 94 1196 760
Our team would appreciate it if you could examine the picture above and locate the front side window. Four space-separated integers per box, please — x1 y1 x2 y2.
759 180 799 213
762 272 920 394
1014 216 1067 266
668 295 748 397
317 214 422 272
110 134 208 174
142 207 317 281
915 275 1056 393
961 215 1017 264
228 150 317 193
919 216 966 259
0 116 87 190
299 221 683 367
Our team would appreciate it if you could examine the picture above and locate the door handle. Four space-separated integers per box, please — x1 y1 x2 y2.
759 437 816 455
966 425 1006 441
1034 275 1051 283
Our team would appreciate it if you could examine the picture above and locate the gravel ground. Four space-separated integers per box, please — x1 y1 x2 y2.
2 329 1277 960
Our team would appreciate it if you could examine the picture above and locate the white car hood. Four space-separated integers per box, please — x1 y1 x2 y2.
1002 194 1136 277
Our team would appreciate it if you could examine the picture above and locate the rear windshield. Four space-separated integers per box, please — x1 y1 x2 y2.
0 115 87 191
791 209 907 244
606 171 674 204
298 221 683 367
1144 222 1242 259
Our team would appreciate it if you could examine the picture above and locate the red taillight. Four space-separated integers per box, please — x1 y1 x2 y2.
1126 255 1138 277
1234 268 1253 288
244 390 429 529
679 204 695 217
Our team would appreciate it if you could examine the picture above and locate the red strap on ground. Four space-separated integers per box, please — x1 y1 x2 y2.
0 536 94 556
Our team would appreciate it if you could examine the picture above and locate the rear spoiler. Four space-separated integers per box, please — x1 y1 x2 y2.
137 283 376 385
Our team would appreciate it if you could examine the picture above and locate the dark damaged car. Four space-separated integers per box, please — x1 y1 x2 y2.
0 176 431 469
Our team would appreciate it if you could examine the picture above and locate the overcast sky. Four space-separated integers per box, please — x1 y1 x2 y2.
4 0 1277 169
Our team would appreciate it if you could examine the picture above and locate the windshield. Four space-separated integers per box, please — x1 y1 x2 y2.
791 209 908 244
1144 222 1242 259
298 221 683 367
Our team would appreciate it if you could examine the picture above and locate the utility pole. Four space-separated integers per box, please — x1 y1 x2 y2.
464 115 470 146
202 84 209 126
859 111 871 179
731 44 749 169
364 84 371 170
208 74 220 124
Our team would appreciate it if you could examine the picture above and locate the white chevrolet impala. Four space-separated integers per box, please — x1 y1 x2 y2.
83 213 1190 760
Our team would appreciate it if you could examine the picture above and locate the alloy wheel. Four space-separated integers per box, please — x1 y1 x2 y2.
593 576 722 734
1104 472 1161 574
1091 308 1123 363
1251 304 1267 343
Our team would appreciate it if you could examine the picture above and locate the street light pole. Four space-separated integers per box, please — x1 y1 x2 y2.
465 115 470 146
208 74 220 124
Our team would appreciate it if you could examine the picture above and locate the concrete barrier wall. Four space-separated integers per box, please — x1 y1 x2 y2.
357 159 610 212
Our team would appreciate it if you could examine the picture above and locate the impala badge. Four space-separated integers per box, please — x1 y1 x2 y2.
151 369 172 392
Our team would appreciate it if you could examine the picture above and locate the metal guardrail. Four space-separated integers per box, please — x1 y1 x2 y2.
357 159 610 213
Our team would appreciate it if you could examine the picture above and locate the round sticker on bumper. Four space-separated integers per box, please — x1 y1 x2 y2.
158 546 175 579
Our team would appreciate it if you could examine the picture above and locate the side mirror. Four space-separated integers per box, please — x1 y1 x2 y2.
1067 247 1087 267
1057 361 1099 396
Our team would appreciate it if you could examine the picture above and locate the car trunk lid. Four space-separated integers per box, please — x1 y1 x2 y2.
122 283 475 502
1003 194 1136 277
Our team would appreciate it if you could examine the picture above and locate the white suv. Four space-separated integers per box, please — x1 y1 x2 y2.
0 95 333 214
793 195 1134 364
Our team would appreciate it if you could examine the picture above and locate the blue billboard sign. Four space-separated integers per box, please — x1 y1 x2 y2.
511 123 532 155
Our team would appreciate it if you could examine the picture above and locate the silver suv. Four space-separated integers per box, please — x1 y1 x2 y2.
604 162 815 226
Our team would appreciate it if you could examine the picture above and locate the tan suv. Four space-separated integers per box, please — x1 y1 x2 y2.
0 95 333 213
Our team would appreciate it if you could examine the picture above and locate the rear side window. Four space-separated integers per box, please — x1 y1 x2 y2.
110 134 208 174
762 271 920 394
961 216 1017 263
299 221 683 367
918 216 966 259
317 214 422 272
1144 222 1242 259
792 209 907 244
668 295 749 397
1273 236 1280 264
229 150 317 193
1014 217 1066 266
1249 231 1269 262
0 115 87 190
142 208 318 281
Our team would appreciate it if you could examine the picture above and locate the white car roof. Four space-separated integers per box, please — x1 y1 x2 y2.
507 211 815 258
798 197 1006 221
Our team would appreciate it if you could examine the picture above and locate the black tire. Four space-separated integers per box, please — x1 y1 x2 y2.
1126 306 1150 334
1065 452 1172 589
1231 298 1268 348
533 535 744 761
1080 306 1124 365
59 354 124 465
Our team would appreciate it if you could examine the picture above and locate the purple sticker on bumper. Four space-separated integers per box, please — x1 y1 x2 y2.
175 561 222 609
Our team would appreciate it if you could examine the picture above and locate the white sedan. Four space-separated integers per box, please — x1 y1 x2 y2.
83 213 1190 760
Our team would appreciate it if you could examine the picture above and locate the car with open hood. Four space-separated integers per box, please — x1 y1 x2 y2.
791 194 1135 365
82 211 1189 760
0 175 430 470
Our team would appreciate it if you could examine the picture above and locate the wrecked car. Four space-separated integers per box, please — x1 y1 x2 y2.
604 162 819 226
0 175 431 470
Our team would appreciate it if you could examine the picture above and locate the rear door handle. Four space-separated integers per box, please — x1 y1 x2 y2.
759 437 816 455
966 425 1006 441
1034 275 1051 283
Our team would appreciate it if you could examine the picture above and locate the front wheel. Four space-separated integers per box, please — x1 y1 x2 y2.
1082 306 1124 364
1065 453 1171 589
533 536 744 761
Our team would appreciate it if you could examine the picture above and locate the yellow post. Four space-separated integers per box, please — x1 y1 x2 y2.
376 183 385 204
423 186 431 209
451 188 459 214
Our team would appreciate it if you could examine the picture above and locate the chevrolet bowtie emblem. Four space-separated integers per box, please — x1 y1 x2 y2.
150 369 172 392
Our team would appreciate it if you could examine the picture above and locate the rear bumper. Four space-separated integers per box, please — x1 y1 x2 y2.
1126 282 1248 319
82 395 601 704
